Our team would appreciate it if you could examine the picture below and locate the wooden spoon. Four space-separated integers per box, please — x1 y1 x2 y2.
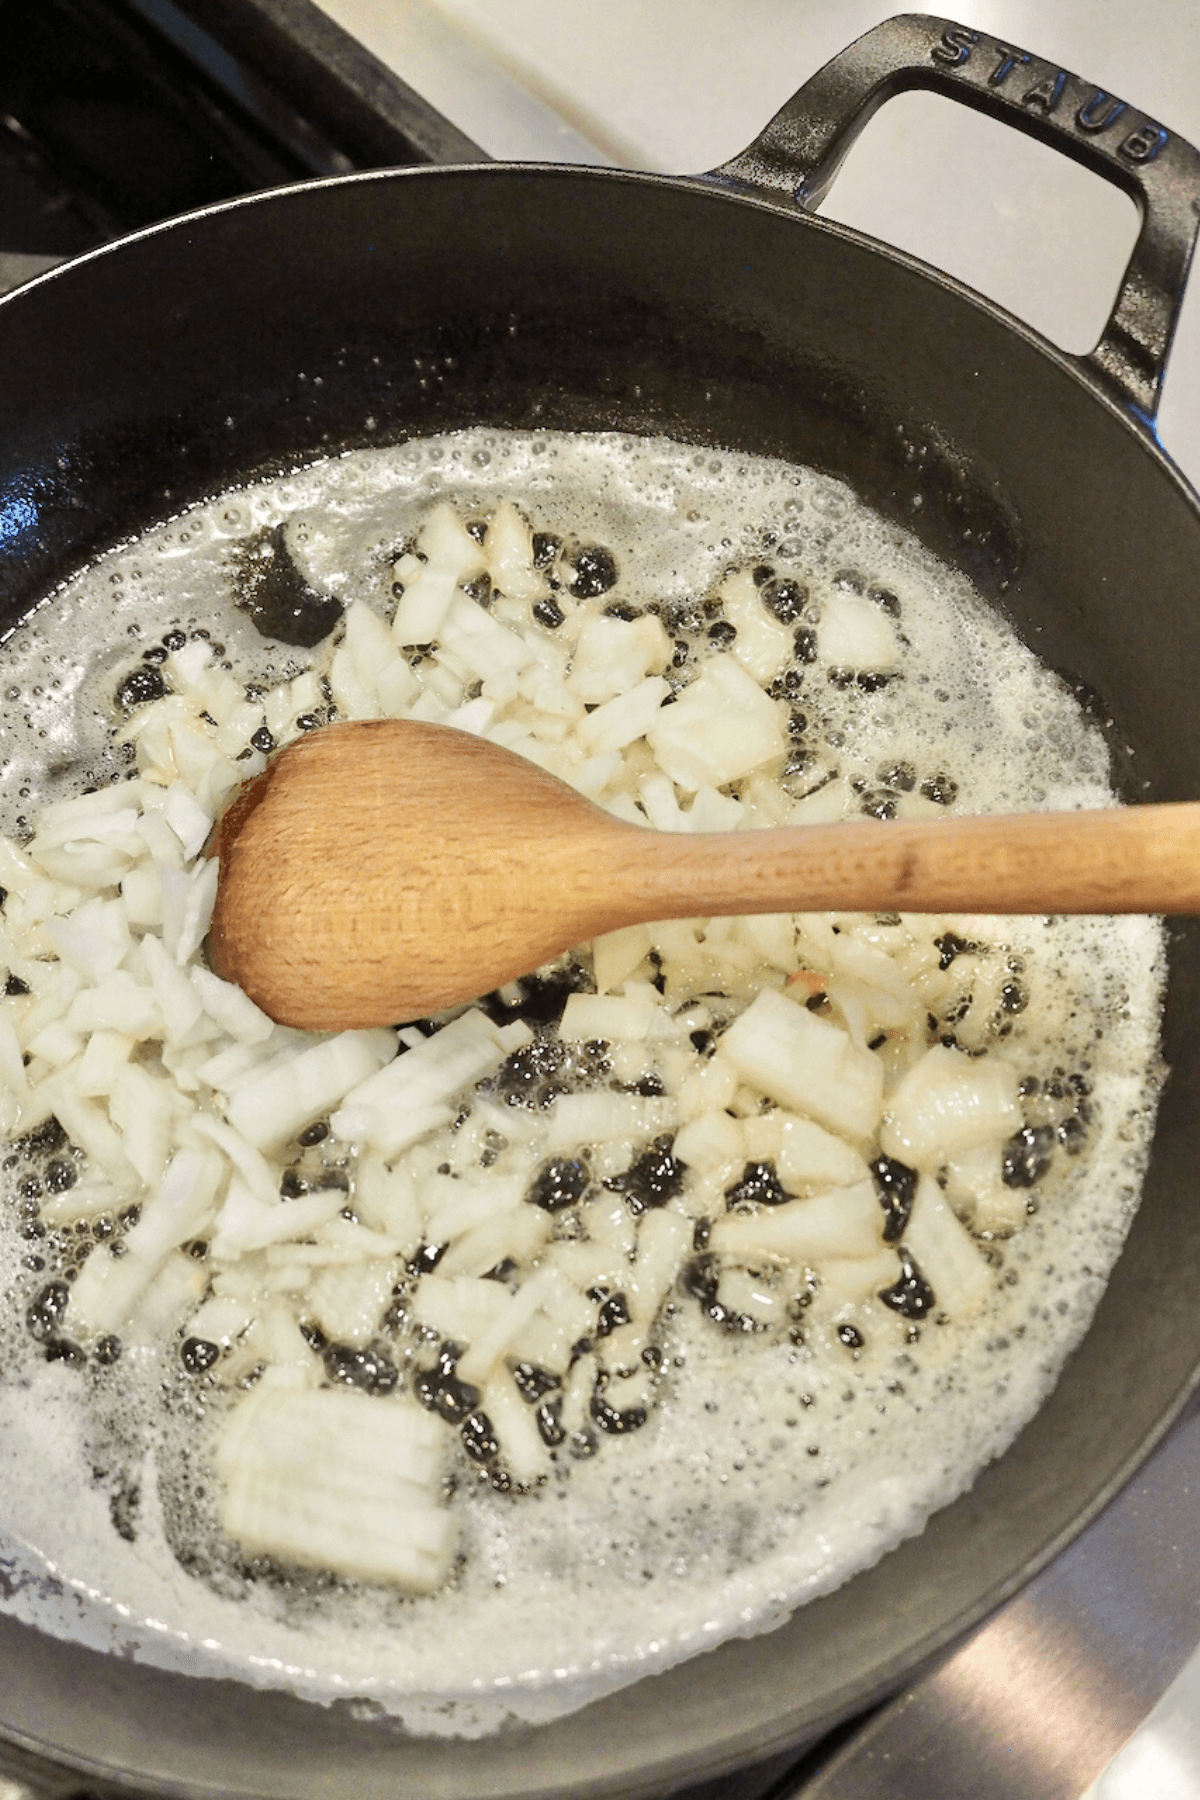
207 717 1200 1031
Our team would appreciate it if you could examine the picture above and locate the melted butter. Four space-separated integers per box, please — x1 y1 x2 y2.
0 430 1165 1734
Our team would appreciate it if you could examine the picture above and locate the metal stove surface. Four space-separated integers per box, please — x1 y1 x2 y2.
1 3 1199 1796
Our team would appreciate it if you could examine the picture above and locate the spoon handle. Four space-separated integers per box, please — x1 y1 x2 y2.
603 801 1200 923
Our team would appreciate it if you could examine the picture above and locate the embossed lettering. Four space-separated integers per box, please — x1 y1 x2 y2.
932 26 978 67
1119 121 1169 163
990 45 1031 87
1076 90 1127 134
1021 69 1067 114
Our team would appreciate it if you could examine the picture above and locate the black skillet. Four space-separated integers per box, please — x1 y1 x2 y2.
0 14 1199 1798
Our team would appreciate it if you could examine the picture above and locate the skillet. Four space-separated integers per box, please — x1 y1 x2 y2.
1 13 1199 1796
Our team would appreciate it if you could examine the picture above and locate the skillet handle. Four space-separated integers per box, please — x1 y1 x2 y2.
709 12 1200 424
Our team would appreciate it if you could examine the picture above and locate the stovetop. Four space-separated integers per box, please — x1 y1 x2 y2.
2 3 1199 1796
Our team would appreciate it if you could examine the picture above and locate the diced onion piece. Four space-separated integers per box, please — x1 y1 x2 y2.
189 967 275 1044
306 1257 402 1347
215 1386 454 1590
344 599 408 704
329 642 379 722
559 992 656 1043
597 1320 650 1378
190 1114 280 1206
720 988 884 1141
209 1178 346 1259
735 912 797 972
0 1015 29 1114
293 1215 406 1263
687 785 745 832
123 1250 207 1348
972 1187 1034 1236
40 1179 129 1228
818 593 900 673
776 1116 871 1192
67 1147 224 1336
719 568 794 684
187 1293 256 1347
481 1375 552 1485
25 1020 82 1068
566 616 669 706
46 897 131 984
903 1174 993 1318
436 1204 553 1278
575 676 669 755
485 500 544 603
709 1177 884 1267
108 1063 182 1187
30 785 144 838
456 1267 578 1387
546 1238 632 1292
29 791 145 871
136 807 186 869
544 1092 675 1151
676 1053 739 1122
331 1101 453 1161
944 1145 1029 1235
125 1146 226 1263
289 671 322 720
587 1190 638 1255
214 699 268 759
197 1039 279 1093
376 655 421 716
592 923 652 993
69 1240 166 1338
163 782 213 861
392 503 486 645
440 593 533 681
120 866 162 930
66 971 163 1039
627 1208 691 1324
672 1108 743 1173
638 772 687 833
42 1085 140 1189
787 777 855 825
441 695 495 737
160 858 219 964
820 1246 903 1303
647 657 785 792
558 1350 599 1433
352 1154 423 1251
336 1010 506 1120
225 1028 397 1151
166 638 213 691
165 719 241 815
0 838 35 902
138 932 207 1045
880 1044 1020 1170
243 1303 317 1380
411 1273 512 1342
422 1171 525 1243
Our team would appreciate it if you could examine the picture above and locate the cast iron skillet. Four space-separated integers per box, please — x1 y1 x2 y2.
1 14 1199 1798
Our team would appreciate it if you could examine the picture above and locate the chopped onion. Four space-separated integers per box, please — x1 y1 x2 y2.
721 987 885 1141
